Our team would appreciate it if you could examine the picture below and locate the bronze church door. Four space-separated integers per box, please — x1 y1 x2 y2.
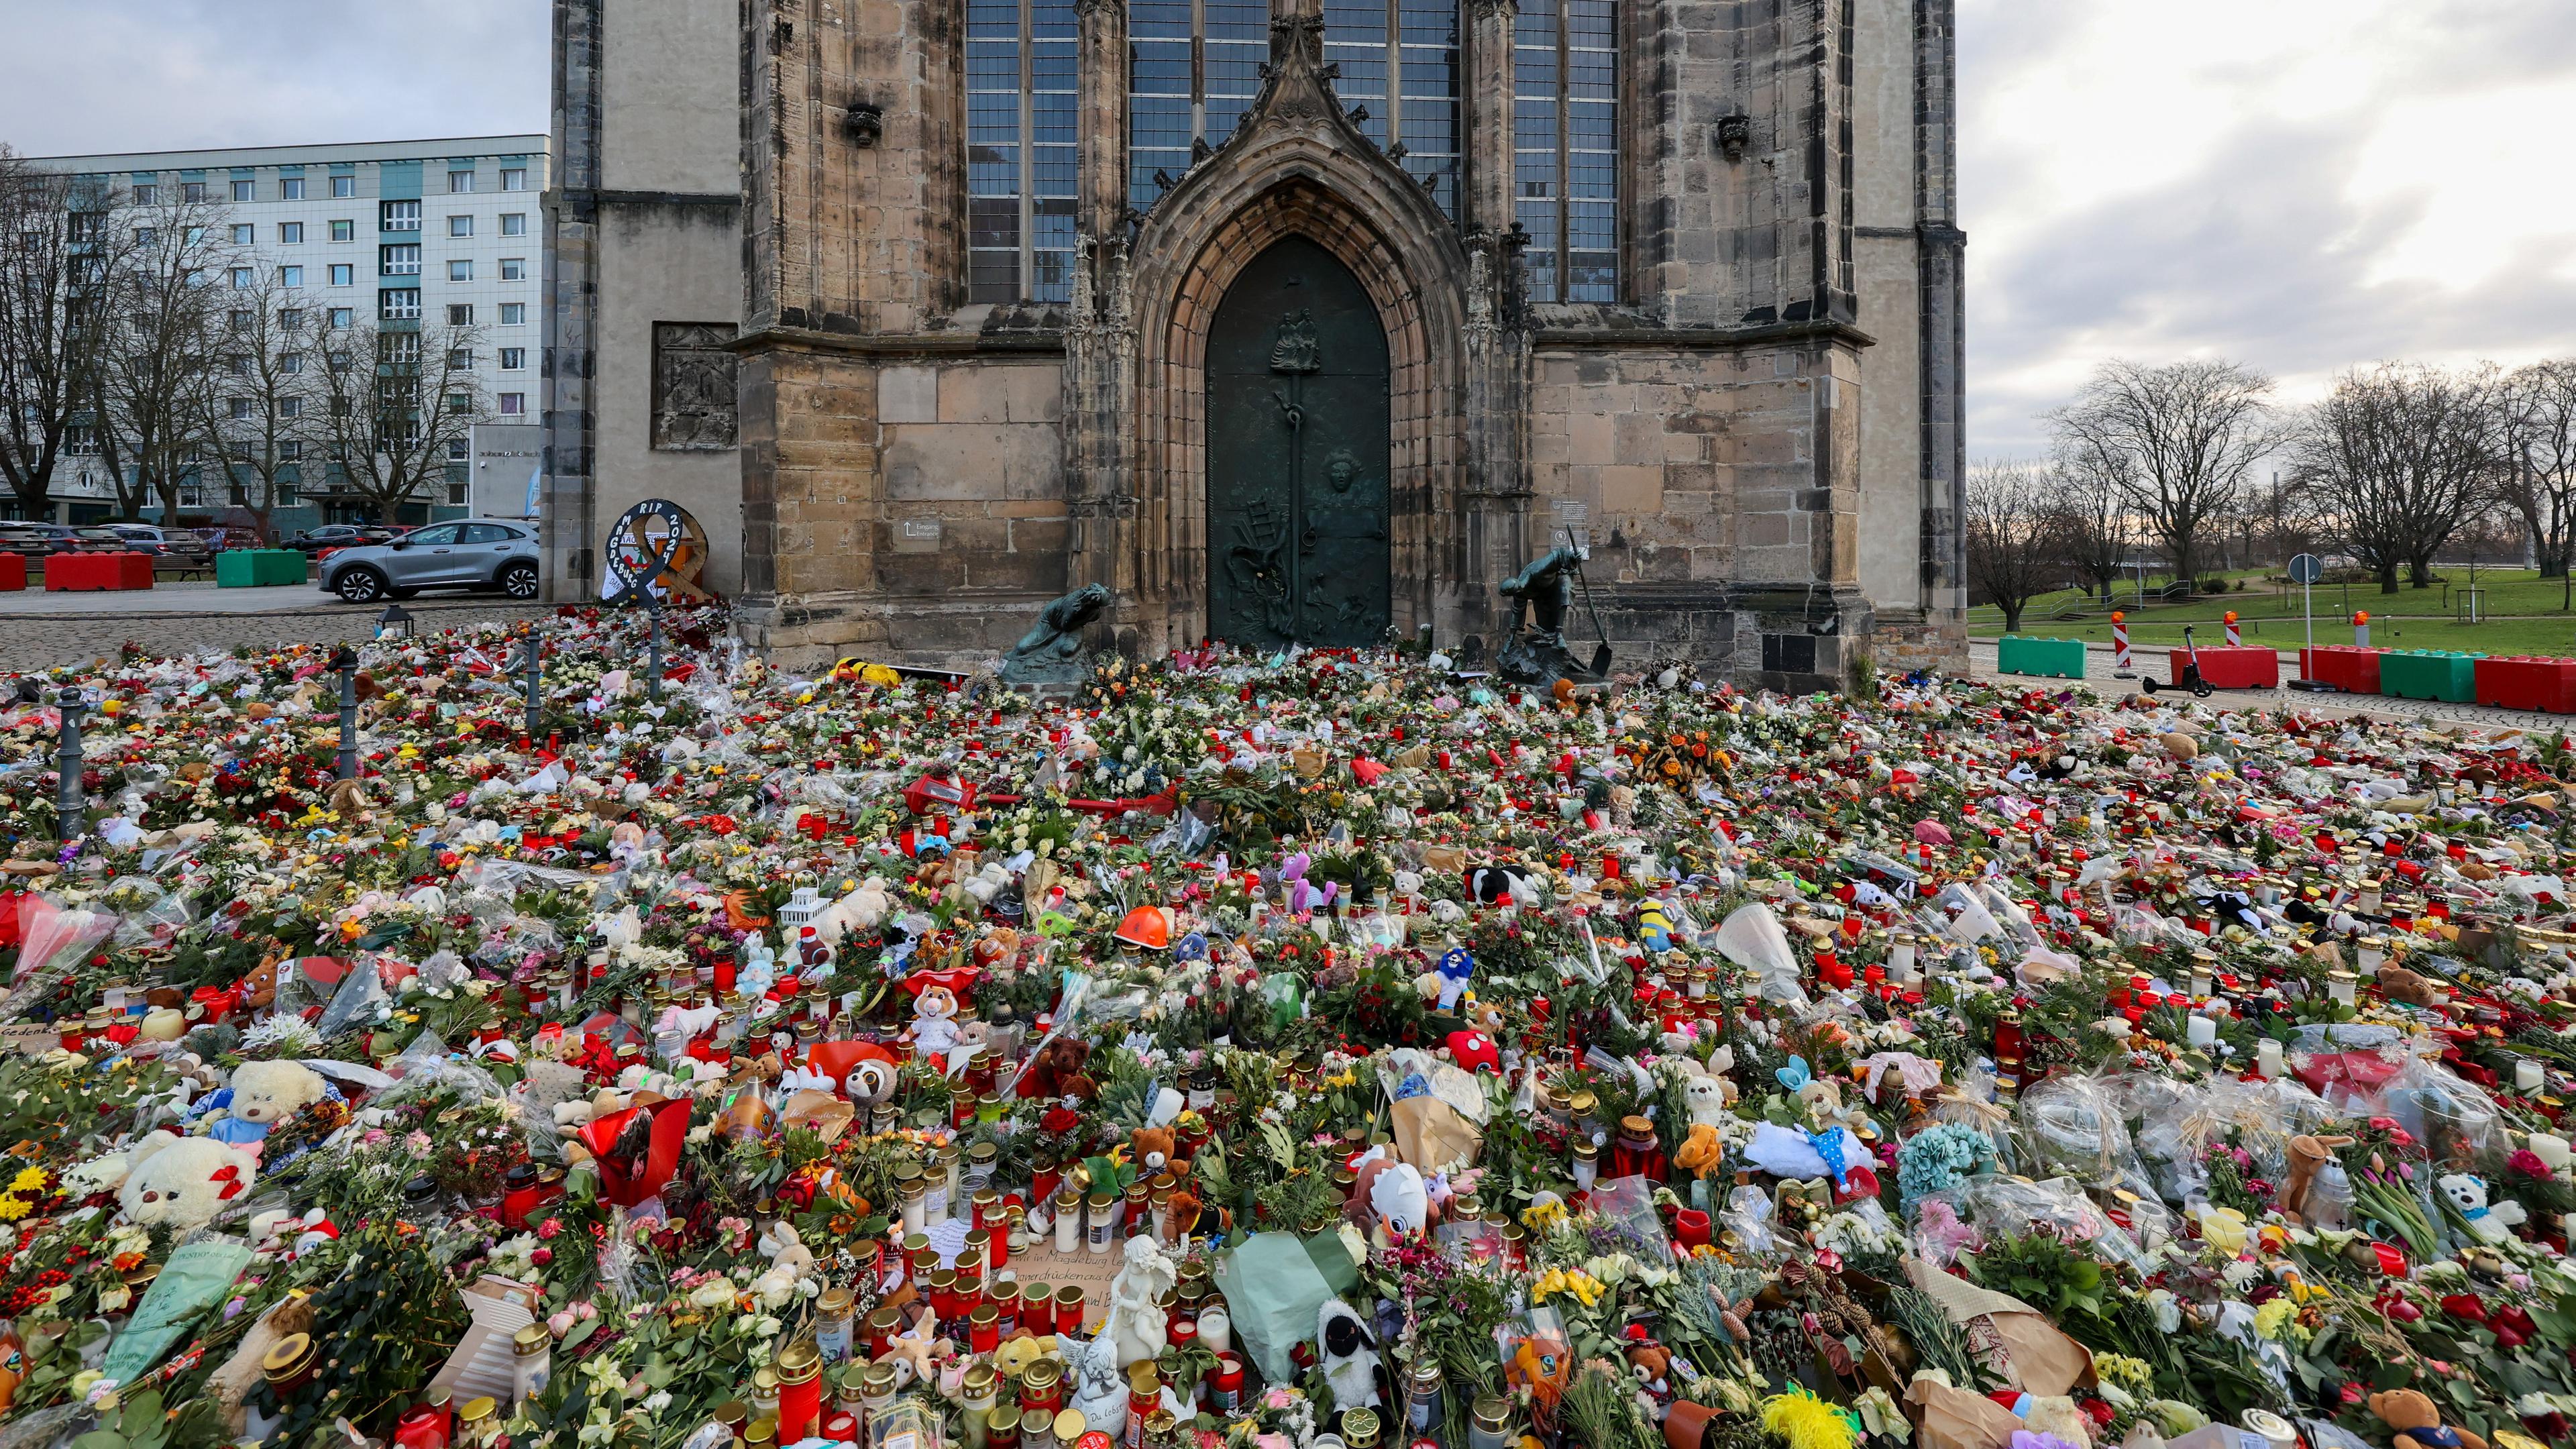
1205 237 1391 649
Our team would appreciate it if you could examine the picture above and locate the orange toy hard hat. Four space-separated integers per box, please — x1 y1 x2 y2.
1115 906 1172 951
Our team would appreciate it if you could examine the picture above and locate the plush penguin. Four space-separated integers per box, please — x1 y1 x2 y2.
1318 1299 1389 1422
1465 865 1534 906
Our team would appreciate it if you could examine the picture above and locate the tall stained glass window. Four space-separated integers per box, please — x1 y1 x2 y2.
1127 0 1456 218
1514 0 1615 302
969 0 1078 303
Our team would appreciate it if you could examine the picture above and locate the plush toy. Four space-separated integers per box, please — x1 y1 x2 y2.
759 1220 817 1275
1465 865 1536 907
213 1059 328 1143
1434 947 1475 1012
910 983 964 1063
2375 963 2444 1008
1132 1126 1179 1179
1675 1123 1724 1181
1624 1340 1674 1401
1019 1036 1092 1100
239 957 281 1012
1318 1299 1388 1417
2370 1389 2487 1449
1682 1073 1729 1129
119 1130 258 1232
2279 1134 2355 1221
992 1332 1061 1380
2437 1173 2526 1244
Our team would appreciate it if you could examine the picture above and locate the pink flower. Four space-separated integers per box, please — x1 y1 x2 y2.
531 1246 553 1267
1263 1388 1295 1410
537 1217 564 1240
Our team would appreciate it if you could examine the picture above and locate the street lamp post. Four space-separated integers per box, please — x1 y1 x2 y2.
332 646 361 781
519 627 543 741
53 688 83 839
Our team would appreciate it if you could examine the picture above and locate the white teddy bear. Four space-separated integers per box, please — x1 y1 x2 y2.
119 1131 258 1232
206 1060 329 1146
2437 1172 2528 1244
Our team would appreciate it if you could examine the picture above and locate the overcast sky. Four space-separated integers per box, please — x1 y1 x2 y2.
3 0 2571 461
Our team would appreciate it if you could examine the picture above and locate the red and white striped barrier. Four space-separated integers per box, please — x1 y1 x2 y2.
2111 611 2132 676
2224 610 2241 647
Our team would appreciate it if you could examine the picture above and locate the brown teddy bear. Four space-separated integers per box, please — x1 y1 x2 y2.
2369 1389 2485 1449
238 956 281 1012
2375 964 2443 1008
2279 1134 2353 1221
1020 1036 1093 1101
1131 1126 1180 1179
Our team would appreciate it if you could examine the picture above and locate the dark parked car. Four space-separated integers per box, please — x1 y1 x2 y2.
318 519 542 602
286 524 400 555
0 523 117 557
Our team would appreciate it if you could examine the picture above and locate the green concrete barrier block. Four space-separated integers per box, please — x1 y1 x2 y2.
2377 650 2482 702
1997 636 2086 680
217 549 307 587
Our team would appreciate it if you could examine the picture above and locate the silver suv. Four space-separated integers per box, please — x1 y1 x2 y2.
319 519 542 603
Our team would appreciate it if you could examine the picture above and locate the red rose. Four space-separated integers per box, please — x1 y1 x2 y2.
2440 1293 2489 1324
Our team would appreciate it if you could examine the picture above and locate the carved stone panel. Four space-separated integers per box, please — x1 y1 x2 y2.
651 323 740 451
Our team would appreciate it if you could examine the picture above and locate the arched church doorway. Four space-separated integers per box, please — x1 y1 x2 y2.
1203 235 1391 648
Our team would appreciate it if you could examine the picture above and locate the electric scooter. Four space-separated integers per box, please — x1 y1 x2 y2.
2140 625 2216 698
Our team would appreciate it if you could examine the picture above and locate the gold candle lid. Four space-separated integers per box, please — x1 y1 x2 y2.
817 1286 854 1316
460 1396 498 1426
775 1337 822 1385
1053 1409 1087 1441
261 1333 315 1378
513 1323 551 1356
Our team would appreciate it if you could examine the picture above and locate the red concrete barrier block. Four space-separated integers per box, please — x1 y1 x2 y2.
111 551 154 589
2300 645 2383 694
2171 645 2277 690
0 553 23 591
2475 656 2576 714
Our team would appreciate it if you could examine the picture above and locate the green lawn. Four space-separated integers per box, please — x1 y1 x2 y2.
1972 568 2576 657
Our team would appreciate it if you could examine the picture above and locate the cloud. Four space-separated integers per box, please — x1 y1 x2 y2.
1961 0 2576 458
0 0 547 157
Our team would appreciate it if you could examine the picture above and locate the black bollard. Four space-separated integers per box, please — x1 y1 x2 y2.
332 645 360 781
520 627 543 740
645 607 665 704
53 688 83 839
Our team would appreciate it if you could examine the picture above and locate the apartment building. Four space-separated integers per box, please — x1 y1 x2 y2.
32 136 549 529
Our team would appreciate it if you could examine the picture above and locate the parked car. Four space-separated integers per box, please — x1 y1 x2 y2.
0 523 110 557
103 525 215 567
285 524 400 555
318 519 542 603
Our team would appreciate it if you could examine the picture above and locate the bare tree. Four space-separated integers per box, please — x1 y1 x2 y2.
2288 362 2508 593
2047 358 2286 590
310 315 486 525
1965 460 2069 633
201 272 321 542
2504 360 2576 591
2049 452 2130 603
0 150 115 520
93 192 234 520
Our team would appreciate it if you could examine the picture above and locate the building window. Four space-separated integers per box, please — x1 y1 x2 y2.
450 392 476 413
496 257 523 281
229 309 254 331
279 221 303 244
500 213 527 237
331 174 355 199
449 215 474 237
133 226 156 247
1122 0 1266 214
280 353 304 375
498 392 526 415
499 347 526 370
1515 0 1617 303
1318 0 1460 216
331 219 354 241
231 178 256 202
280 398 304 419
279 439 303 460
967 0 1076 303
231 223 255 245
448 348 476 368
329 264 354 287
229 398 253 420
66 426 98 455
448 169 476 193
278 265 303 287
229 267 255 289
182 180 207 203
279 308 303 329
500 168 527 191
380 288 421 320
282 176 306 201
448 260 474 282
448 303 474 325
380 244 421 276
381 200 420 231
131 181 158 205
498 303 526 325
227 353 252 376
329 308 353 330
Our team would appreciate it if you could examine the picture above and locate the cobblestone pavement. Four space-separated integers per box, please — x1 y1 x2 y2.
1966 640 2563 734
0 597 548 672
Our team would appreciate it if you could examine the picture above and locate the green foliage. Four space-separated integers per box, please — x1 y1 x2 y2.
72 1388 229 1449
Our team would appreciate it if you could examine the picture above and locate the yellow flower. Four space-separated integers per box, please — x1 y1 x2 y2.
9 1166 45 1193
0 1196 30 1222
2251 1298 2296 1341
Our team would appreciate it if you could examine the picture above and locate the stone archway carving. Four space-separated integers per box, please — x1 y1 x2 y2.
1112 3 1474 651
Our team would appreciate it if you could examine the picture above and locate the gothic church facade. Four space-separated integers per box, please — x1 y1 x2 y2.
545 0 1966 686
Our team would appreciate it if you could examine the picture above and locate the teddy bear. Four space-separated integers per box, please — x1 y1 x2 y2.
1019 1036 1091 1100
207 1060 329 1145
1682 1072 1729 1129
994 1332 1061 1381
1132 1126 1179 1180
2436 1173 2527 1244
2371 1389 2487 1449
119 1130 258 1233
2279 1134 2354 1221
2375 963 2445 1008
237 956 282 1012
